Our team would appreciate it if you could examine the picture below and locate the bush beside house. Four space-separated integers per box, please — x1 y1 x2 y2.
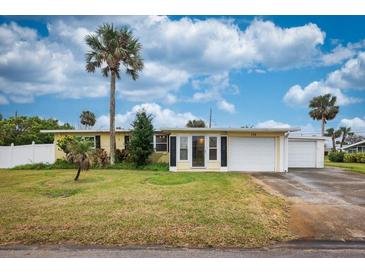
344 153 365 163
328 151 365 163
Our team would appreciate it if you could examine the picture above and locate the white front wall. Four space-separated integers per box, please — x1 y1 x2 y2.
288 139 324 168
229 137 276 171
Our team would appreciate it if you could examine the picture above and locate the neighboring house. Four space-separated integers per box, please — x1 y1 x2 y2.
41 127 325 172
341 140 365 154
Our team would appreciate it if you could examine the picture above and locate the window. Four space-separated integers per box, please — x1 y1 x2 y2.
358 146 365 153
124 136 129 149
83 136 96 148
348 148 357 154
180 136 188 160
155 134 168 152
209 136 217 160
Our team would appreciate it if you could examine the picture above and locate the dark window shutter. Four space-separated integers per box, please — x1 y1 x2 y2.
95 135 101 149
124 136 129 149
221 136 227 167
170 136 176 167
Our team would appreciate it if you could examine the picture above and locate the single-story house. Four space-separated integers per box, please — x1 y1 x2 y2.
341 140 365 154
41 128 325 172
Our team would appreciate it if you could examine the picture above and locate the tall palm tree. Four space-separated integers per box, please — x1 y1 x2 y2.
308 93 339 136
325 128 342 151
80 110 96 129
85 24 144 164
67 139 93 181
339 127 352 148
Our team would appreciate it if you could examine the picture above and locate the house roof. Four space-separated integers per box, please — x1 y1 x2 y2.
40 129 130 133
288 135 328 140
160 127 300 133
41 127 300 134
342 139 365 150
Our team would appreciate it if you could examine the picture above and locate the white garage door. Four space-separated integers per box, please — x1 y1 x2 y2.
229 137 275 171
288 141 316 168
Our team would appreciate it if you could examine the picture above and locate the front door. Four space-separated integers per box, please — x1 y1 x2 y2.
192 136 205 167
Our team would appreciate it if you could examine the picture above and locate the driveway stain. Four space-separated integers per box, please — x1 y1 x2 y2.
252 168 365 241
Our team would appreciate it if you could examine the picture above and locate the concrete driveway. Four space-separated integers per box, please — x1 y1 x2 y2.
252 168 365 241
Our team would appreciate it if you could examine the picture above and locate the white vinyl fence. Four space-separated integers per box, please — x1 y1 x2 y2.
0 142 55 168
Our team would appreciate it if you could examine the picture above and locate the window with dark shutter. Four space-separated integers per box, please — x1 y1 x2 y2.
221 136 227 167
95 135 101 149
170 136 176 167
124 136 129 149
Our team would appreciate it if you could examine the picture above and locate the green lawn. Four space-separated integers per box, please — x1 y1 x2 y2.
325 159 365 174
0 169 290 248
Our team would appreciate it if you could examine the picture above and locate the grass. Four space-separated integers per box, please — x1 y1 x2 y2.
325 159 365 174
0 169 291 248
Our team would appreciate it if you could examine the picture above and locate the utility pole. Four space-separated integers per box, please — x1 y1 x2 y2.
209 108 212 128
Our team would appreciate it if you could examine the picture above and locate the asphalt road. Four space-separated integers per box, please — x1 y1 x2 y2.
1 241 365 258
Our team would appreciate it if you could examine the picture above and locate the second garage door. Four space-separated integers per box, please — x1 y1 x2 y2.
288 140 316 168
229 137 276 171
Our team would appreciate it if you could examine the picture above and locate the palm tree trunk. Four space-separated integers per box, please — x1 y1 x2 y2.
109 71 116 165
74 166 81 181
321 114 325 137
332 136 336 151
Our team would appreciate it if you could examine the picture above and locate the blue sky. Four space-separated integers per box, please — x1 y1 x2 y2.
0 15 364 134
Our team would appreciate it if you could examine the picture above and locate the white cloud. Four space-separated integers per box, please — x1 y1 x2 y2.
321 44 356 66
0 16 351 109
256 120 291 128
191 72 237 113
95 103 199 129
340 117 365 132
284 81 361 106
0 94 9 105
326 52 365 90
217 100 235 113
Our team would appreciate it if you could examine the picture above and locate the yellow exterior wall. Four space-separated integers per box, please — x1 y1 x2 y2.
54 132 168 164
54 132 127 160
149 152 169 163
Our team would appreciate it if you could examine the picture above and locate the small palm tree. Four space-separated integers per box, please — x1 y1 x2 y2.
339 127 352 148
67 139 94 181
80 110 96 129
308 94 339 136
325 128 342 151
85 24 144 164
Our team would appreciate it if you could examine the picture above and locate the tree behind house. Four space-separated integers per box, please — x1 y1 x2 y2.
0 115 73 146
128 110 154 166
186 119 206 128
325 128 342 151
308 94 339 136
339 127 352 148
80 110 96 129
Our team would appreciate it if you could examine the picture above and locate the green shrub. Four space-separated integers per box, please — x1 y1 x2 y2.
355 153 365 163
344 153 357 163
103 162 169 171
343 153 365 163
328 151 344 162
12 159 75 170
115 149 129 163
12 160 168 171
90 149 109 167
